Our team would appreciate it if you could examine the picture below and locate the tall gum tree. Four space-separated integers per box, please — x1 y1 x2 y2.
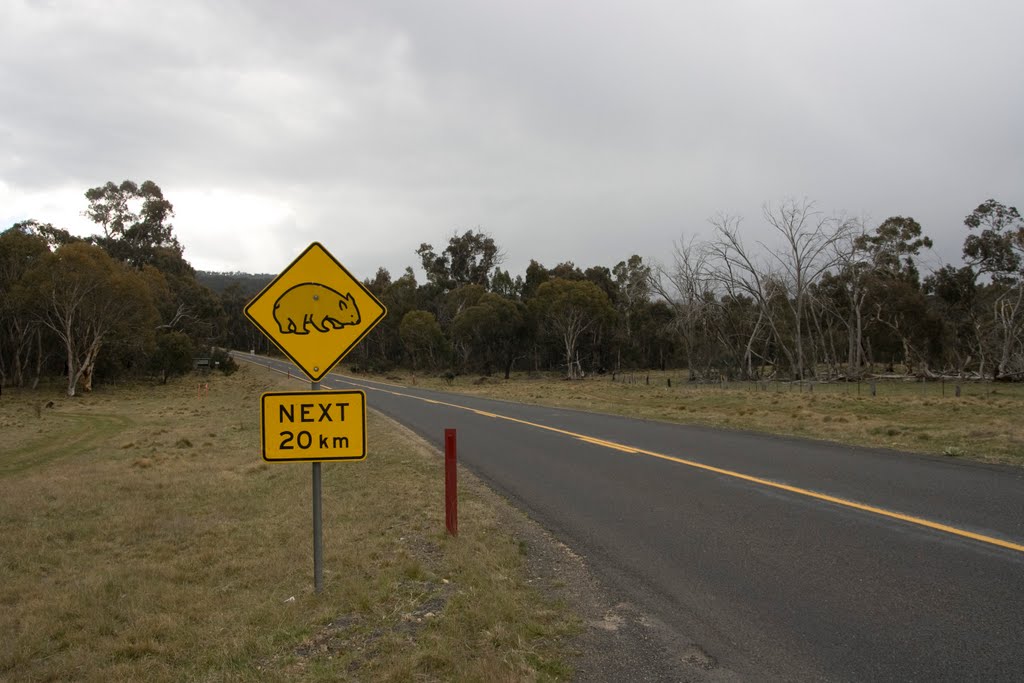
452 293 529 378
85 180 179 268
399 310 447 371
32 243 156 396
416 230 503 292
857 216 934 374
962 199 1024 378
0 224 50 388
530 278 613 379
85 179 225 355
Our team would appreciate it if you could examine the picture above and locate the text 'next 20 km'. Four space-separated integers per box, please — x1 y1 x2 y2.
260 390 367 462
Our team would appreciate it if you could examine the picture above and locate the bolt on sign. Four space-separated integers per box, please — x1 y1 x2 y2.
244 242 387 382
261 390 366 462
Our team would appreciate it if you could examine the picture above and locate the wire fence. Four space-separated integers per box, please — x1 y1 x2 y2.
607 371 1024 400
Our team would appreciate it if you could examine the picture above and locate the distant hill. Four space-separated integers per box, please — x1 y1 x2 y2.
196 271 275 295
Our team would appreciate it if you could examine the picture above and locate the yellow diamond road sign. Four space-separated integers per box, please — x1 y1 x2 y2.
245 242 387 381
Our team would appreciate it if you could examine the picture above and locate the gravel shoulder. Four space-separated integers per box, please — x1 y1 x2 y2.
391 416 745 682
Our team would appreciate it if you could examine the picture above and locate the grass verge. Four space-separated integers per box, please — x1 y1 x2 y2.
348 368 1024 466
0 365 577 682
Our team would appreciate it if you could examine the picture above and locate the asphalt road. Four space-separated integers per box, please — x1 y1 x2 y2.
241 354 1024 681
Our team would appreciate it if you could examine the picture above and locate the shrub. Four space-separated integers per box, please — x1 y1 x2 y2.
150 331 195 384
210 348 239 375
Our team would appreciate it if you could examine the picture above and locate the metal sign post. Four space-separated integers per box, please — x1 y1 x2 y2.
311 379 323 594
244 241 387 595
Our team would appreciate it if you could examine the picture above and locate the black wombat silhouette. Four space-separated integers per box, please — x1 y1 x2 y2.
272 283 361 335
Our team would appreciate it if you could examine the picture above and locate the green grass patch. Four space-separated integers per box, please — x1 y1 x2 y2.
0 366 576 681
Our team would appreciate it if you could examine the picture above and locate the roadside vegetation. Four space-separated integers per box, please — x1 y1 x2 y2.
0 363 576 681
7 172 1020 682
5 183 1023 431
351 368 1024 467
324 199 1024 388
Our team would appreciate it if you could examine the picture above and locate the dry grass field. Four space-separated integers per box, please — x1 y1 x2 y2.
357 368 1024 467
0 365 576 682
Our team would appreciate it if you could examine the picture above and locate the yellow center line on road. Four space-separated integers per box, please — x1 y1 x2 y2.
576 434 640 453
242 359 1024 555
630 448 1024 553
337 374 1024 555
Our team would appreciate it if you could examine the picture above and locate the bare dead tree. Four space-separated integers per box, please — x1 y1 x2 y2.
651 235 715 380
760 199 853 379
838 217 871 377
706 214 796 378
815 215 872 378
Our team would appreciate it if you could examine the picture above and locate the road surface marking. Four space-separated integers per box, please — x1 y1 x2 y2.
577 435 639 453
238 357 1024 555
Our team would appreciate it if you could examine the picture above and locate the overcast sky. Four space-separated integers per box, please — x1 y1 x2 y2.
2 0 1022 281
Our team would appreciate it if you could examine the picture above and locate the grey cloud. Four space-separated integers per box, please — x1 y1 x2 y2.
2 0 1022 278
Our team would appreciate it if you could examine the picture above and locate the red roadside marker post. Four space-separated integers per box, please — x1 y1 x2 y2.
445 429 458 536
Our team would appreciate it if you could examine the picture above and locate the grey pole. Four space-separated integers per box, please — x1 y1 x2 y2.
311 379 323 594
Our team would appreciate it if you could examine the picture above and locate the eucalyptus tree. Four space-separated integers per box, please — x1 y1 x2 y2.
399 310 447 371
440 284 487 367
490 268 523 299
85 179 179 268
0 223 51 388
857 216 935 374
360 267 418 369
85 180 225 356
924 265 981 374
610 255 652 367
416 230 503 292
521 259 550 300
530 278 614 379
31 242 157 396
452 293 529 378
962 199 1024 378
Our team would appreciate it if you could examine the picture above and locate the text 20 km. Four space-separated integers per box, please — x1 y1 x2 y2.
279 431 350 450
261 391 365 461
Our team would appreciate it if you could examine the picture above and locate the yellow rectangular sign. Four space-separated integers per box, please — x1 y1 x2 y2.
260 390 366 462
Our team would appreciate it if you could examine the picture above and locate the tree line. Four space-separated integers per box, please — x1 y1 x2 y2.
1 180 229 396
325 197 1024 383
4 184 1022 395
652 198 1024 381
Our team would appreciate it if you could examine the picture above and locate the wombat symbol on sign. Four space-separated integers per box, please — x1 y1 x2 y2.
273 282 361 335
